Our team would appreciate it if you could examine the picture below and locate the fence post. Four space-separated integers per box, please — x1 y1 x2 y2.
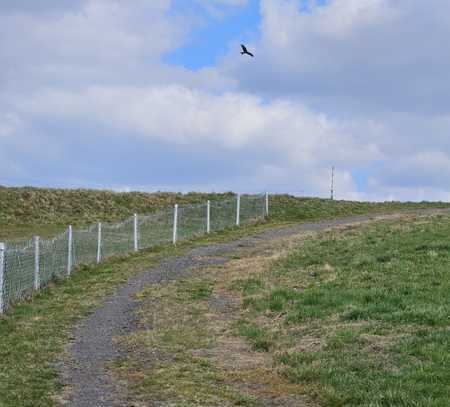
67 225 73 275
97 222 102 264
34 236 40 291
173 204 178 244
265 192 269 217
133 213 139 252
236 194 241 226
0 243 5 314
206 200 211 234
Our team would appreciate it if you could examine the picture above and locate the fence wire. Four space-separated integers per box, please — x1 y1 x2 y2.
138 208 173 250
210 197 237 232
0 194 266 312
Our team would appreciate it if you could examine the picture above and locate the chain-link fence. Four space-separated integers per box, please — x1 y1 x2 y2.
0 193 268 313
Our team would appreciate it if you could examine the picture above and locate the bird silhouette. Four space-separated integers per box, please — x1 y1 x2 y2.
240 44 254 57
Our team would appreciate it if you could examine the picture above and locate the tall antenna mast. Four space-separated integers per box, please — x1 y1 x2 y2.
330 166 334 200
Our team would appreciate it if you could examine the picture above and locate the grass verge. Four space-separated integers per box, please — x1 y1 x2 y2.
2 185 450 240
1 209 449 406
0 221 274 407
234 214 450 406
114 212 450 406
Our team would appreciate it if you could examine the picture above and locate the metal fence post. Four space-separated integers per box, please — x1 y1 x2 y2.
173 204 178 244
67 225 73 275
34 236 40 291
236 194 241 226
97 222 102 264
0 243 5 314
133 213 138 252
206 200 211 234
265 192 269 217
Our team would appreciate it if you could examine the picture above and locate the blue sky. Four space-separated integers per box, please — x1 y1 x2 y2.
165 0 261 70
1 0 449 201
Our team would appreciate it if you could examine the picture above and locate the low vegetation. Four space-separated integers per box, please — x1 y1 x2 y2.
231 214 450 406
269 194 450 222
1 185 449 240
0 186 233 240
0 185 449 406
115 213 450 406
0 222 273 407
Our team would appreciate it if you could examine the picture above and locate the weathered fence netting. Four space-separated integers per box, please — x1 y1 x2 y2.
0 193 268 313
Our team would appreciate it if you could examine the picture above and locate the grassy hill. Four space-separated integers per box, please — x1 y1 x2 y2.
1 185 449 240
0 186 233 240
0 189 449 406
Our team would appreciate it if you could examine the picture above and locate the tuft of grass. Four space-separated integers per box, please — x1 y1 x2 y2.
235 321 275 352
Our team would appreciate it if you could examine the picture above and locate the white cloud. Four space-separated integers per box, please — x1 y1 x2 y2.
16 84 381 163
0 0 193 92
11 83 386 198
1 0 450 201
226 0 450 113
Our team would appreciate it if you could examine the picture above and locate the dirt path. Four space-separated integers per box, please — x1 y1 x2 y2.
57 209 450 406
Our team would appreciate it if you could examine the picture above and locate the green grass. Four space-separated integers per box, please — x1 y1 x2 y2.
268 195 450 223
2 185 450 240
0 222 272 407
113 277 257 406
1 185 449 406
0 186 234 240
235 215 450 406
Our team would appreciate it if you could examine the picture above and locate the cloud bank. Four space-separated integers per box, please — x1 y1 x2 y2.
1 0 449 201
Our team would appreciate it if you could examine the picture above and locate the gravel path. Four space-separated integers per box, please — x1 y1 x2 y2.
57 209 450 406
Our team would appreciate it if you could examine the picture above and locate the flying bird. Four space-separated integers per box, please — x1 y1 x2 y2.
240 44 254 57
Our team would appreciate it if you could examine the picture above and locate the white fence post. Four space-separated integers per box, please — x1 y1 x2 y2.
97 222 102 264
173 204 178 244
0 243 5 314
34 236 40 291
206 200 211 234
133 213 139 252
67 225 73 275
236 194 241 226
265 192 269 217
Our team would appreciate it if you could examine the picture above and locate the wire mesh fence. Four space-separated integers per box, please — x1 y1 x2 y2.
0 193 268 313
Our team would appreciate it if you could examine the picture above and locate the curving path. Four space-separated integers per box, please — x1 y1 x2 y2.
57 209 449 406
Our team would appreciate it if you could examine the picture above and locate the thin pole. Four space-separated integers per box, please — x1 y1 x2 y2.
236 194 241 226
173 204 178 244
97 222 102 264
34 236 40 291
0 243 5 313
206 200 211 234
331 166 335 200
67 225 73 275
265 192 269 217
133 213 138 252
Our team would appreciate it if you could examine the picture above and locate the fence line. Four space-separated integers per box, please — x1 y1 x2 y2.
0 193 268 313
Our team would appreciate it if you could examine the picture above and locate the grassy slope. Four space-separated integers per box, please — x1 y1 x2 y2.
1 185 449 240
235 214 450 406
0 185 449 406
0 186 233 240
114 213 450 406
269 195 450 222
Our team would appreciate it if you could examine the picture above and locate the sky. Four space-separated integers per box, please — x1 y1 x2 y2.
1 0 449 201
